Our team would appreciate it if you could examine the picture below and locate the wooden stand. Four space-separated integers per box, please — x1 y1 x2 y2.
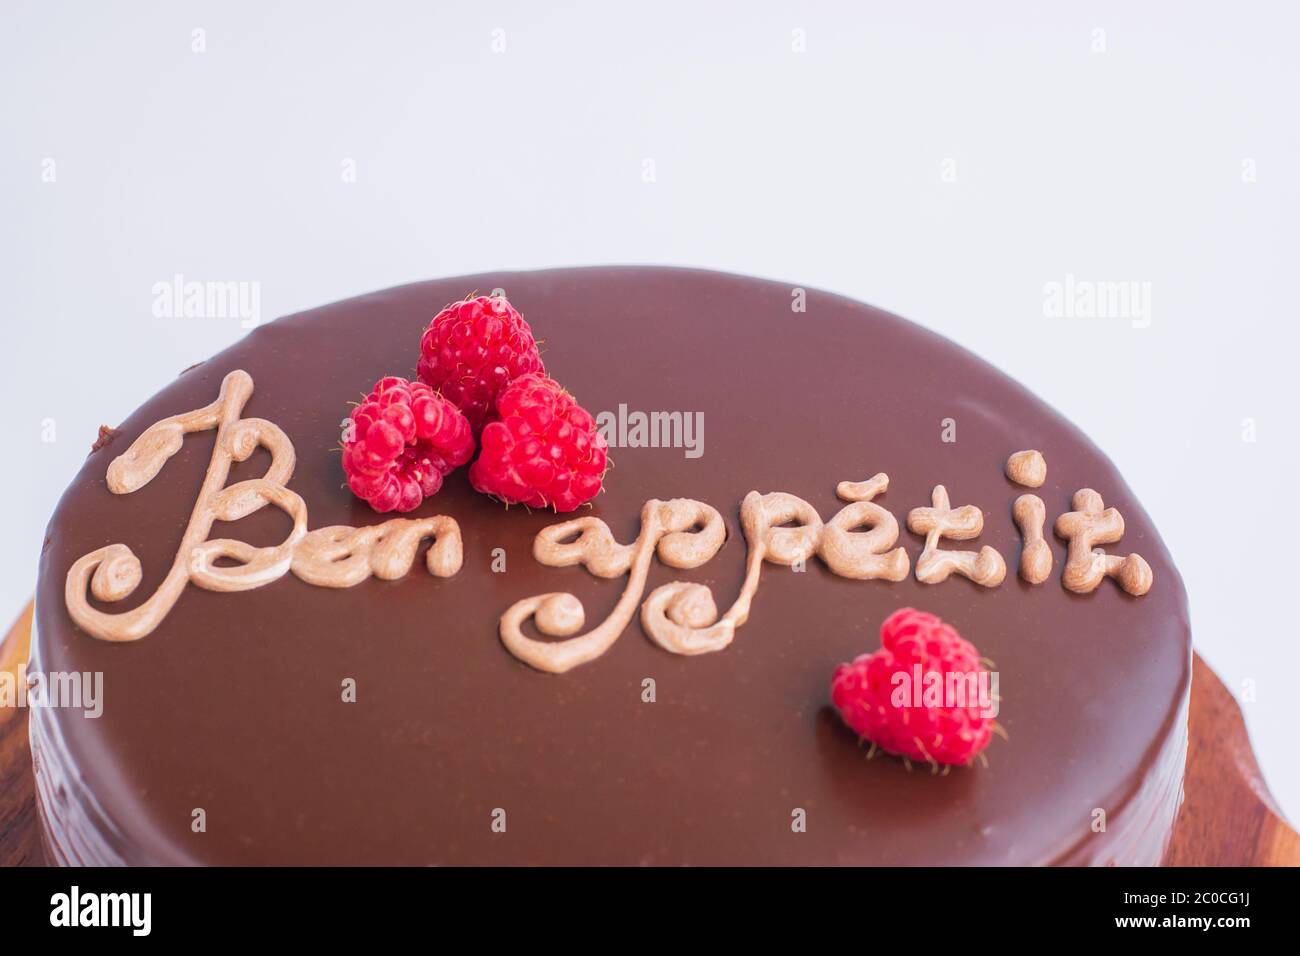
1163 655 1300 865
0 606 41 867
1 604 1296 866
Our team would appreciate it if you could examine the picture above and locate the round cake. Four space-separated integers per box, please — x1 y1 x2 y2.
30 267 1191 865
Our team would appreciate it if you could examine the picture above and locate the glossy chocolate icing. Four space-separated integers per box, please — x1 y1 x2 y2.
31 267 1191 865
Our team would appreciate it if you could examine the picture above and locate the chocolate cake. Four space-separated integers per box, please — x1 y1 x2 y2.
30 267 1191 865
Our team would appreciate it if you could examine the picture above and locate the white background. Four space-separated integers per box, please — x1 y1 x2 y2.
3 2 1297 823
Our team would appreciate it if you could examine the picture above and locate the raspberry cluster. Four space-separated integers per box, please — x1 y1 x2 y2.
341 293 608 513
830 607 994 767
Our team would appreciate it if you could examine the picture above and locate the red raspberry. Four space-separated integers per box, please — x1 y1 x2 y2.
341 376 474 513
416 293 545 433
830 608 994 766
468 373 608 512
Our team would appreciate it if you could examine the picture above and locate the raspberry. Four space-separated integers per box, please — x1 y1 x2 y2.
830 608 994 767
341 376 474 513
468 373 608 512
416 293 545 433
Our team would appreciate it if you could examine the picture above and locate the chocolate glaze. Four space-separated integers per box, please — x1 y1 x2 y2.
31 267 1191 865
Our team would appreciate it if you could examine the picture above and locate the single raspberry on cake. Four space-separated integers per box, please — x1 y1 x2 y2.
342 376 474 513
830 607 994 767
469 372 608 512
416 293 545 432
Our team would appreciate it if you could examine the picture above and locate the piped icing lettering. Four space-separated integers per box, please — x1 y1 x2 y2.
1012 494 1053 585
499 499 727 673
65 371 462 642
1005 450 1047 488
67 374 1152 657
1054 488 1152 596
907 485 1007 587
824 473 910 581
502 475 912 672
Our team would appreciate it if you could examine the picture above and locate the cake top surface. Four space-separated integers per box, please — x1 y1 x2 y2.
34 266 1191 864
